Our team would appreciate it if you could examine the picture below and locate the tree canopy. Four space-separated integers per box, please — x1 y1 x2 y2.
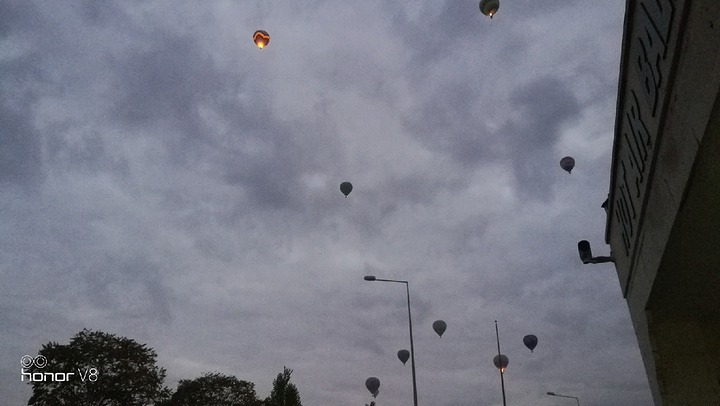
264 367 302 406
25 330 303 406
159 372 260 406
26 329 169 406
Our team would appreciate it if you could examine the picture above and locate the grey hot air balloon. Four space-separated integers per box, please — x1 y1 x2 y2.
560 156 575 173
480 0 499 18
397 349 410 365
340 182 353 197
432 320 447 337
493 354 509 372
365 377 380 398
523 334 538 352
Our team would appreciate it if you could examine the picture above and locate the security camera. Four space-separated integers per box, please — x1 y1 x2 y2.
578 240 593 263
578 240 614 264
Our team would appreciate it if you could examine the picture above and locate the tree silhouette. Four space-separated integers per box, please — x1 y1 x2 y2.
264 367 301 406
159 372 260 406
26 329 170 406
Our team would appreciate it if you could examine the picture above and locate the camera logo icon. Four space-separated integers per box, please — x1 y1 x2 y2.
21 355 48 369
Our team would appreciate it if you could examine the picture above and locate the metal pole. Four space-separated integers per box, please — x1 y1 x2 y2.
495 320 507 406
365 277 419 406
405 282 419 406
547 392 580 406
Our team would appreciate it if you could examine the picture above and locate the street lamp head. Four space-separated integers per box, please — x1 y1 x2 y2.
364 275 377 281
547 392 556 395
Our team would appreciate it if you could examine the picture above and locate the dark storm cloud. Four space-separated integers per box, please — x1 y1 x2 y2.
381 169 467 207
400 73 584 202
392 1 481 68
75 0 123 23
84 255 172 323
509 0 580 14
502 75 582 200
1 1 138 189
111 34 225 160
401 81 499 167
218 112 323 212
1 192 169 324
108 27 328 213
0 102 44 188
0 1 40 37
43 126 132 178
223 151 302 210
1 3 50 189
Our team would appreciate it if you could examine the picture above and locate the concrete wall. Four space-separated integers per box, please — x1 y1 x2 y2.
606 0 720 404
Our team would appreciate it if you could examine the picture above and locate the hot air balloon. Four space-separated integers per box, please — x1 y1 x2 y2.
523 334 538 352
560 156 575 173
432 320 447 337
365 377 380 398
253 30 270 49
493 354 509 372
480 0 499 18
340 181 353 197
397 349 410 365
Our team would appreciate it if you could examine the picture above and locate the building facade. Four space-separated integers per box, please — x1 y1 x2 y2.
606 0 720 404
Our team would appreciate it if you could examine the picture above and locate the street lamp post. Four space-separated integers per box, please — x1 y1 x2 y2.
547 391 580 406
364 275 418 406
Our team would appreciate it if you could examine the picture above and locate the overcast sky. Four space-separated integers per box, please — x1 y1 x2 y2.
1 1 655 405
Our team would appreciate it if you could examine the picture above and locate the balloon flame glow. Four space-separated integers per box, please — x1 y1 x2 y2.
253 30 270 49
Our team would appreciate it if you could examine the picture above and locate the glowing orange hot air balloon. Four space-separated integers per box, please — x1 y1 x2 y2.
253 30 270 49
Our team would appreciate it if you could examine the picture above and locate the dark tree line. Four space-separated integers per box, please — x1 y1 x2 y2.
24 329 301 406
